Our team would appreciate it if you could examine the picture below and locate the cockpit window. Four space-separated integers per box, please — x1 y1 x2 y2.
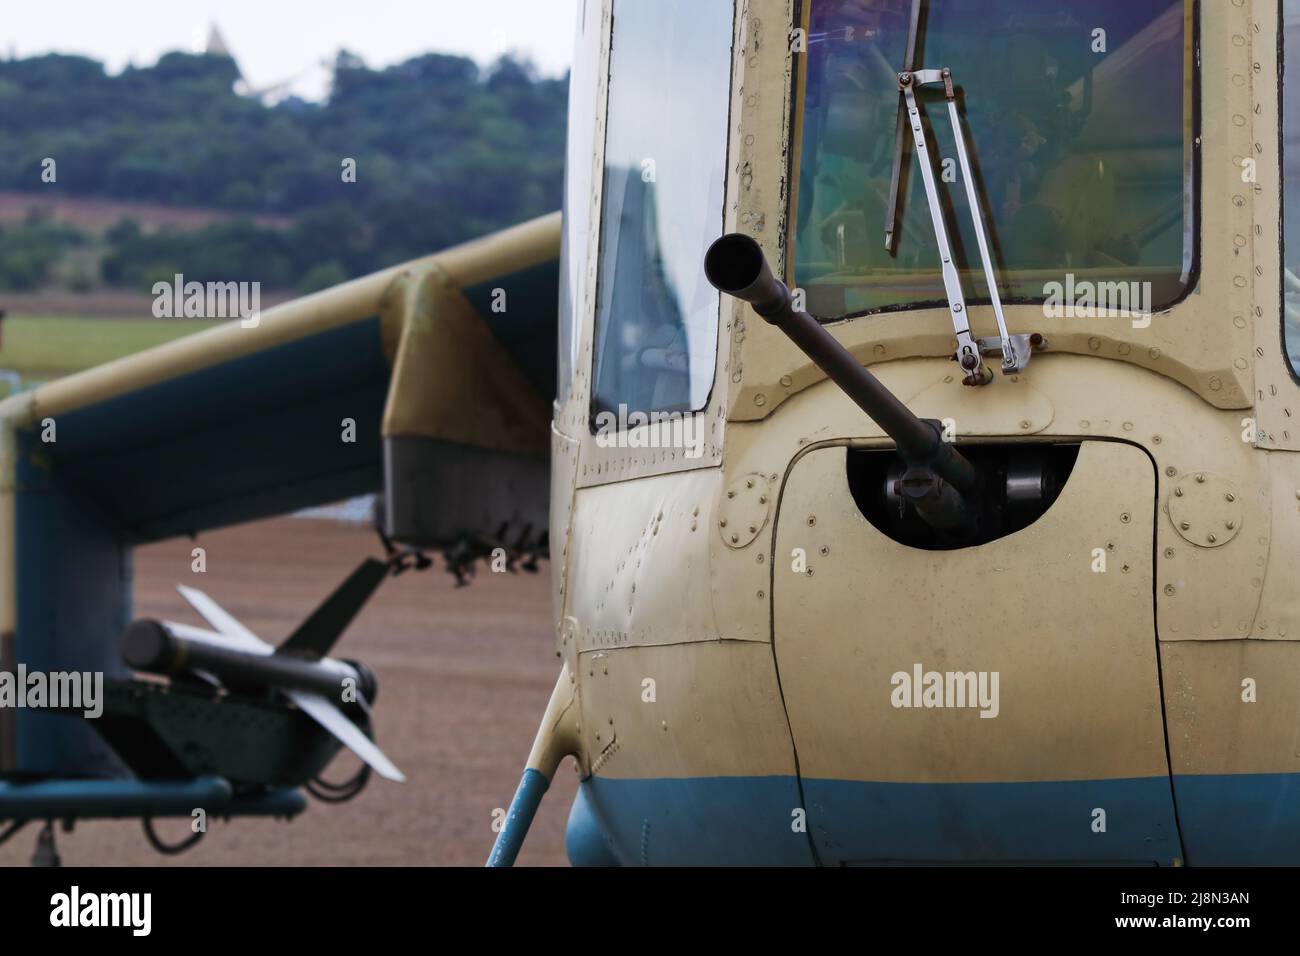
1284 0 1300 375
792 0 1195 320
590 0 733 421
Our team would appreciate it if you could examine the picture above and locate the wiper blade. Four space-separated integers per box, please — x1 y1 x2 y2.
883 0 925 255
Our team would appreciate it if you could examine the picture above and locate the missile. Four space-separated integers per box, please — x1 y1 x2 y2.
118 561 405 783
122 619 377 706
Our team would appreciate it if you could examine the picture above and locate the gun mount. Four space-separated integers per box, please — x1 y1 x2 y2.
705 233 981 536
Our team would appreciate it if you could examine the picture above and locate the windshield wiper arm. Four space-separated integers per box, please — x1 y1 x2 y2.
898 68 1043 384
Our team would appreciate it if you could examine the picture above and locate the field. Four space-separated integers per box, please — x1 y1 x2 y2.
0 515 576 867
0 314 218 392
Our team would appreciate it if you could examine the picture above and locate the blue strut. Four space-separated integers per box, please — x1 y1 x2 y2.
486 768 550 867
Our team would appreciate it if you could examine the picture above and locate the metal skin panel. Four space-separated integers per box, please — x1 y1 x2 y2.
771 439 1179 862
774 439 1168 784
1253 448 1300 638
1160 639 1300 864
575 641 798 780
720 354 1275 645
573 641 808 865
550 425 581 632
1161 639 1300 777
566 470 729 652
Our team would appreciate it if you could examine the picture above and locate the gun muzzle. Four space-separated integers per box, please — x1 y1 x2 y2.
704 233 979 531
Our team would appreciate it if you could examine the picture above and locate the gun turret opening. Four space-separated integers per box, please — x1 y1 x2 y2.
849 441 1081 550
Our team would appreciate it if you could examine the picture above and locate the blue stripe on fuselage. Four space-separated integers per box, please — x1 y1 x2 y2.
575 773 1300 865
1171 772 1300 866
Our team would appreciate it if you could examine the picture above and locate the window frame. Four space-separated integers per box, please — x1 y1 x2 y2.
785 0 1203 324
1280 0 1300 384
585 0 737 434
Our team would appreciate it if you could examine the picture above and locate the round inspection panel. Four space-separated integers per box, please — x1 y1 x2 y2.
1168 472 1242 549
719 473 773 549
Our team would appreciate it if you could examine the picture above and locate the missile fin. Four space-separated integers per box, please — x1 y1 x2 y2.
277 557 390 658
287 690 406 783
176 585 270 650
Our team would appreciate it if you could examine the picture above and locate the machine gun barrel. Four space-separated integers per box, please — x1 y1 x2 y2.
704 233 979 531
122 619 376 705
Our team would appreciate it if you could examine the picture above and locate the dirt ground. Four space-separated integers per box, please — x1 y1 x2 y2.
0 516 576 867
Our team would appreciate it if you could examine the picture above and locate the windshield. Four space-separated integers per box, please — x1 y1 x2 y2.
590 0 733 420
791 0 1195 320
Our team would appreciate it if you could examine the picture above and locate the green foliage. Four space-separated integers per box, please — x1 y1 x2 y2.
0 216 86 290
297 261 350 294
0 49 567 290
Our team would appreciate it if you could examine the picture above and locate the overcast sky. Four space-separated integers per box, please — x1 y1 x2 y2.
0 0 578 98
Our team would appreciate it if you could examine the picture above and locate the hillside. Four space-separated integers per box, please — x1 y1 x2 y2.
0 49 567 295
